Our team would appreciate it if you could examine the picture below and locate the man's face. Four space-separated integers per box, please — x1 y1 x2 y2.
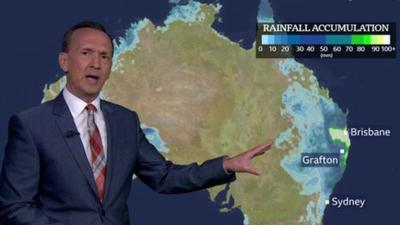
59 28 113 102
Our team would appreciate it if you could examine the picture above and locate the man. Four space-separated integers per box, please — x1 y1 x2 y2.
0 21 273 225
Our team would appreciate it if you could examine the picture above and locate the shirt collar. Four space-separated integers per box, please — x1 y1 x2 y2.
63 88 101 118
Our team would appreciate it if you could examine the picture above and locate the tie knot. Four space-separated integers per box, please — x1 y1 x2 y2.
86 104 97 112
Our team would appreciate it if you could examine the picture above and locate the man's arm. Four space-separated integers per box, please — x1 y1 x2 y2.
0 115 66 225
133 113 236 194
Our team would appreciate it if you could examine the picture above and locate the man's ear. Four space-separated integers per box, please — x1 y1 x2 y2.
59 52 69 73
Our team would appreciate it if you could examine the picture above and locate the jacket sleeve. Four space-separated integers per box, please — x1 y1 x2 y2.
132 113 236 194
0 115 66 225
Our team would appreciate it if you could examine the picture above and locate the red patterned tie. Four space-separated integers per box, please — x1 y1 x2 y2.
86 104 106 201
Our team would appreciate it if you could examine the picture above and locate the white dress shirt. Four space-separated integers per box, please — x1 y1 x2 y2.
63 88 107 164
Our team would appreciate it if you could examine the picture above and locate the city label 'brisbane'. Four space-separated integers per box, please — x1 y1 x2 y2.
348 127 391 137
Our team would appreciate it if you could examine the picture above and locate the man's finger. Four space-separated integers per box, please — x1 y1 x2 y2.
245 167 261 176
249 139 274 157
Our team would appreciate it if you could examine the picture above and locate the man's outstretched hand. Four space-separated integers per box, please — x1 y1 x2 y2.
222 139 274 176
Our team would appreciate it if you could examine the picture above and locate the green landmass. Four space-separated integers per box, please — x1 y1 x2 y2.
329 127 351 168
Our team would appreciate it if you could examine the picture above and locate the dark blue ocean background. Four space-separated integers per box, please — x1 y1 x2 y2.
0 0 399 224
267 1 400 224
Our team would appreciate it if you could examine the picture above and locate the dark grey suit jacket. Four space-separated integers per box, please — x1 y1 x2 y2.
0 93 235 225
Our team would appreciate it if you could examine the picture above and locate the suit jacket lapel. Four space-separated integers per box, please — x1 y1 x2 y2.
52 93 99 198
101 100 116 204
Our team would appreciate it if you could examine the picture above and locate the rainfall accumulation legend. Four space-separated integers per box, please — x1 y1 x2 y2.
256 23 396 58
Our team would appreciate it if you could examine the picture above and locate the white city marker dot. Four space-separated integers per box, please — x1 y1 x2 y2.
340 149 345 154
325 200 330 205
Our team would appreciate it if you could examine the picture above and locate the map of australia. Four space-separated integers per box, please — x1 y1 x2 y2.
42 2 350 225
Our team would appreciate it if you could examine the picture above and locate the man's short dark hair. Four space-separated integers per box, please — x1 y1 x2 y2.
62 21 114 55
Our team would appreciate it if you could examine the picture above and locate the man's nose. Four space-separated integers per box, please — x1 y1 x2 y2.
90 54 101 70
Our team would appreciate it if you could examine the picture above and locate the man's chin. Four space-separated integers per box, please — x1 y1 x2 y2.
66 83 103 102
85 90 101 97
84 84 104 94
80 87 102 101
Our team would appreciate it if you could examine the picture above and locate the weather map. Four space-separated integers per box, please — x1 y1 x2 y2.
43 2 349 225
1 0 399 225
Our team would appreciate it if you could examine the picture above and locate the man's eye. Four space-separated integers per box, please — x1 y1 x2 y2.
81 51 89 55
101 55 111 60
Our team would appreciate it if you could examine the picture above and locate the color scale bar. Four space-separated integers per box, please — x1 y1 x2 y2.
261 34 391 45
